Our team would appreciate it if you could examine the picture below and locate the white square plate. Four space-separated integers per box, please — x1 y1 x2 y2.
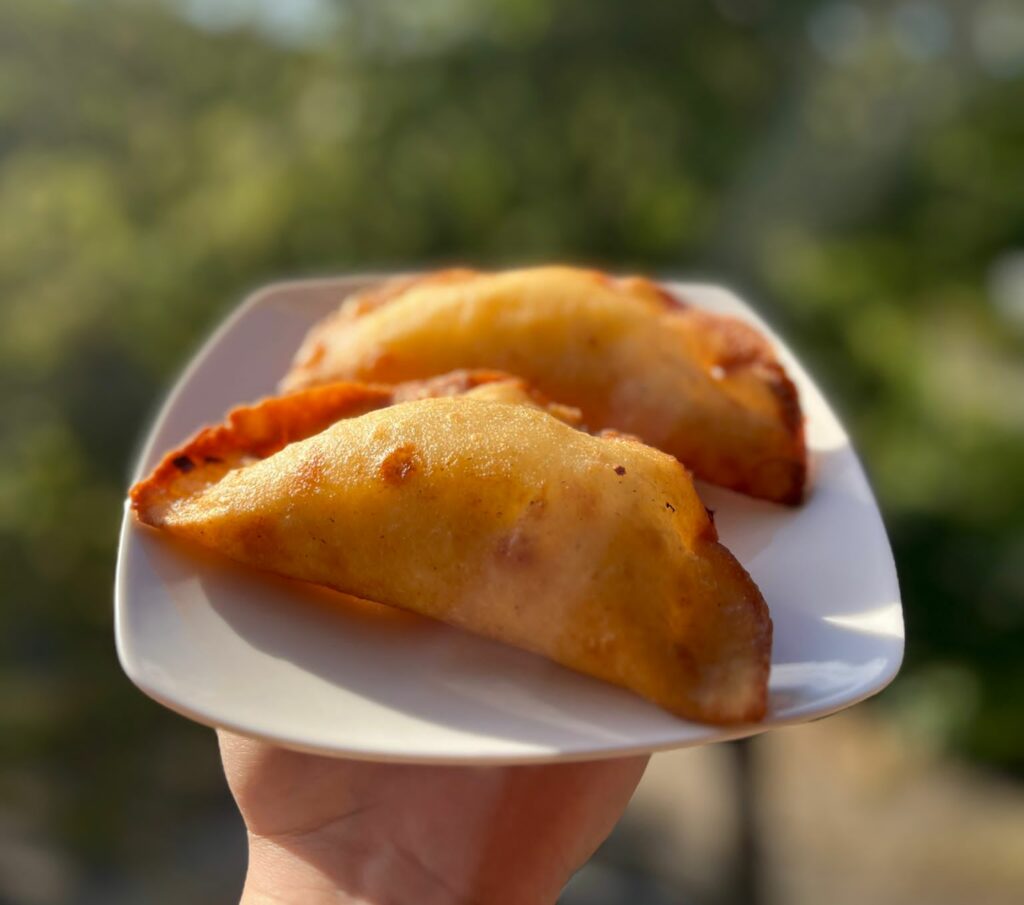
115 275 903 763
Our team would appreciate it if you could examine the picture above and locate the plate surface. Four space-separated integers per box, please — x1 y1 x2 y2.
115 275 903 763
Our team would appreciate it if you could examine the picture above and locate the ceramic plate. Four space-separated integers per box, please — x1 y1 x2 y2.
115 275 903 763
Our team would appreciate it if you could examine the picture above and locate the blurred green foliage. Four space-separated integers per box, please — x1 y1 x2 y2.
1 0 1022 897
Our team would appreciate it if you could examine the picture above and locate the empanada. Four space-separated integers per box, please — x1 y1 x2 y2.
131 382 771 724
282 266 806 504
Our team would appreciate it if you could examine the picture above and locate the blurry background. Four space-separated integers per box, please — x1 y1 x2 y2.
2 0 1023 902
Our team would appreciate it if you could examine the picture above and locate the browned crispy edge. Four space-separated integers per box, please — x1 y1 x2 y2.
761 363 806 505
613 274 806 504
710 539 773 723
130 370 519 523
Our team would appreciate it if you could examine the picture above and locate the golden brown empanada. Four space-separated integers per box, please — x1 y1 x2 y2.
283 266 806 504
131 385 771 724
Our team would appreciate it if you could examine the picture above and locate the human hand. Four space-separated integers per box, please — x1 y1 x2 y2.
219 731 648 905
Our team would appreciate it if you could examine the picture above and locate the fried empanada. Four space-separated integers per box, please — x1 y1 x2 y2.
282 266 806 504
131 388 771 724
